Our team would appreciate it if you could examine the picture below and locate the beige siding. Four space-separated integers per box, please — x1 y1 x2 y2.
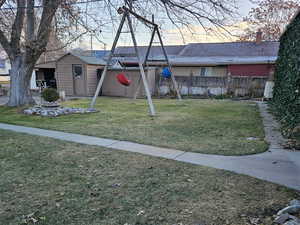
102 68 156 98
170 66 227 77
211 66 228 76
86 65 104 96
56 54 86 96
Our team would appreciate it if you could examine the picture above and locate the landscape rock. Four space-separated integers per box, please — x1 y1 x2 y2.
23 106 99 117
86 108 98 113
274 200 300 225
278 205 300 215
290 200 300 207
275 213 290 224
249 217 260 225
246 137 260 141
23 109 33 115
283 219 300 225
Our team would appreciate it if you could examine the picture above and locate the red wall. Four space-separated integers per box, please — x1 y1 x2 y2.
228 64 274 77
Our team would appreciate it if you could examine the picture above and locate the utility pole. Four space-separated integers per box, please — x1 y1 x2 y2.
90 33 93 52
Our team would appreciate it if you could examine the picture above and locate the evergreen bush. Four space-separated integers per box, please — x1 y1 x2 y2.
41 88 59 102
271 13 300 137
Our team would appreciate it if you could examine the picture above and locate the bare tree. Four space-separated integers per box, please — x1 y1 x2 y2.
240 0 299 41
0 0 237 107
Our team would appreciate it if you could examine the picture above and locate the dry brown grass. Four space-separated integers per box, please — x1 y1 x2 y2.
0 130 299 225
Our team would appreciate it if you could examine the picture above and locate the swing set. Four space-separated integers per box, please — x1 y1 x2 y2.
90 1 182 116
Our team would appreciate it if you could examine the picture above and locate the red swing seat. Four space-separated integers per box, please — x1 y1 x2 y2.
116 73 131 86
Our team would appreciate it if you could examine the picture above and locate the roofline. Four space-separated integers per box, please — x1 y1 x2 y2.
121 60 276 67
115 41 279 49
55 52 73 63
86 63 106 66
55 52 106 66
116 44 186 48
186 40 279 45
167 61 276 66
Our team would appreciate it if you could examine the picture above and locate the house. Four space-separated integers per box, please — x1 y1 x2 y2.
35 48 66 89
115 33 278 78
0 32 65 91
0 52 37 90
0 56 11 76
34 32 68 89
55 33 279 97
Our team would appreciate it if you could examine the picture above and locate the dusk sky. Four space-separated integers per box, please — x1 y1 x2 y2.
79 0 256 50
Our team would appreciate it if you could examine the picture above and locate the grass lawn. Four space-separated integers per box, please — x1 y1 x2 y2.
0 98 268 156
0 130 298 225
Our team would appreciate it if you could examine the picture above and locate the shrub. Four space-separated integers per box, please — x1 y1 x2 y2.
41 88 59 102
271 13 300 137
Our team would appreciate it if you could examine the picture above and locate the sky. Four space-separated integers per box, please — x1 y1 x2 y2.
77 0 255 50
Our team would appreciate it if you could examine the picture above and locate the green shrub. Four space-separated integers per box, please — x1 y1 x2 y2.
41 88 59 102
271 13 300 137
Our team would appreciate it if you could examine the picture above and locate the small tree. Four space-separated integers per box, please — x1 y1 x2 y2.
240 0 299 41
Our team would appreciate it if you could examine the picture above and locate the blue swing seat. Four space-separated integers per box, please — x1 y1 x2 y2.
161 67 172 78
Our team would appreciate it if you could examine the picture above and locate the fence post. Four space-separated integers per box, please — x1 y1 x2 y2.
226 72 232 96
188 71 193 96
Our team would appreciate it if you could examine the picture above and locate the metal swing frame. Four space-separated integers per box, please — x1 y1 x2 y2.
90 5 182 116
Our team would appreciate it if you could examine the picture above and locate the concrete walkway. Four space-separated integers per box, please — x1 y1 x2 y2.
0 102 299 191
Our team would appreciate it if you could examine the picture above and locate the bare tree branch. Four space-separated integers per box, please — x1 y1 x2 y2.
0 0 6 8
10 0 25 57
240 0 299 41
35 0 60 58
26 0 35 43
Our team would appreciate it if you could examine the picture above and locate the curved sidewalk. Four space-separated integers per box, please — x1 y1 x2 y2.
0 102 299 191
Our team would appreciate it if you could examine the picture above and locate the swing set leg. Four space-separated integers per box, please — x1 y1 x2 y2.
127 14 156 116
133 76 141 100
90 13 127 109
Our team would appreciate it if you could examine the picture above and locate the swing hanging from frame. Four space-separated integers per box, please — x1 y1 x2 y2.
90 2 182 116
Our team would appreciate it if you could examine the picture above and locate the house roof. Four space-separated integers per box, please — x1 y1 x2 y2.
120 56 277 66
114 45 186 58
178 41 279 57
56 52 107 66
75 50 110 58
169 56 277 66
73 54 107 65
114 41 279 66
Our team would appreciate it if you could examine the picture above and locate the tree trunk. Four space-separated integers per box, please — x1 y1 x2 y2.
7 56 36 107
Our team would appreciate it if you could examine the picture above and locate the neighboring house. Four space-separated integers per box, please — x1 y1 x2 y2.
35 47 66 89
0 52 36 90
115 33 278 77
55 33 279 97
0 57 11 76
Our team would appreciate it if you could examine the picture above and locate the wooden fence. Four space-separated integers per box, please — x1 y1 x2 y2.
158 75 268 97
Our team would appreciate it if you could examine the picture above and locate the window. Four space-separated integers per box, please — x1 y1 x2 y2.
200 67 207 76
72 64 83 77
